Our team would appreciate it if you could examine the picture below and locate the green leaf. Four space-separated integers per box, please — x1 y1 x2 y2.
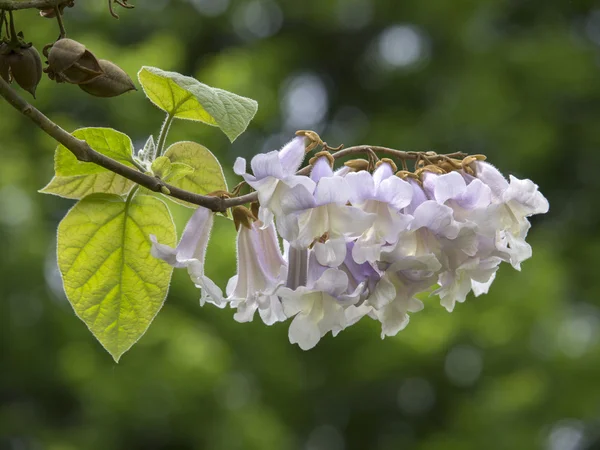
40 128 137 199
57 193 176 362
163 141 228 208
138 66 258 142
166 162 195 183
151 156 172 179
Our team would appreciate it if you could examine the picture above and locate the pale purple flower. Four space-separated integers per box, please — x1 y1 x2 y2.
227 221 287 325
277 156 376 267
233 137 314 225
345 161 413 263
474 161 549 270
150 206 224 307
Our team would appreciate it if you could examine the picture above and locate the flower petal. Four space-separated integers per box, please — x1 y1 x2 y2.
346 171 375 204
289 313 321 350
377 176 413 210
314 237 347 267
233 157 247 176
251 150 284 180
310 156 334 182
314 176 350 205
278 137 306 175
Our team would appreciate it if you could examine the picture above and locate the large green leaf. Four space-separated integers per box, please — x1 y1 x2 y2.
57 193 176 362
138 66 258 142
163 141 228 208
40 128 137 199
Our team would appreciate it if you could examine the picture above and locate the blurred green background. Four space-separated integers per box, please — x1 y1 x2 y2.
1 0 599 449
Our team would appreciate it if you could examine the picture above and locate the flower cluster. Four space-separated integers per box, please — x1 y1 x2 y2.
151 137 549 350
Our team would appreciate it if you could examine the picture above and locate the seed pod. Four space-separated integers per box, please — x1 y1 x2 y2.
8 46 43 98
47 38 85 74
0 43 10 83
60 49 103 84
79 59 136 97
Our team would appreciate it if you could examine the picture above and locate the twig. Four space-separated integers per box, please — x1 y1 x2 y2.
0 0 71 10
0 76 468 213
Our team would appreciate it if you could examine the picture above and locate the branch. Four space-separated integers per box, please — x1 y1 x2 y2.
0 76 227 211
0 76 470 213
0 0 71 10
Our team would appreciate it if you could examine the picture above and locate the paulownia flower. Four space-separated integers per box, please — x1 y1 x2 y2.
150 206 224 307
345 159 413 263
233 137 313 225
227 208 287 325
473 161 549 270
279 251 363 350
277 155 376 267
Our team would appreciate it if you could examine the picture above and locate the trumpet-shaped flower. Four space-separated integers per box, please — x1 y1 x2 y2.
150 206 224 308
277 156 376 267
345 161 413 263
227 219 287 325
233 137 314 225
279 252 362 350
473 161 549 269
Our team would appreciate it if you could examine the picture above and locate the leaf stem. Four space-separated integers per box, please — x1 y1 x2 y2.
156 113 174 158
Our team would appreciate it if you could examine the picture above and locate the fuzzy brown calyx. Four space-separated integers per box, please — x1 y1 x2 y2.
309 151 335 168
376 158 397 173
232 206 257 231
344 158 370 172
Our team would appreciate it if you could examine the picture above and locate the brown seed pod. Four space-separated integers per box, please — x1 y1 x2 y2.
60 50 104 84
78 59 136 97
47 38 86 74
8 46 43 98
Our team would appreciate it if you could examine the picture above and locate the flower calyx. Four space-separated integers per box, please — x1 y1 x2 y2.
232 206 257 231
309 151 335 168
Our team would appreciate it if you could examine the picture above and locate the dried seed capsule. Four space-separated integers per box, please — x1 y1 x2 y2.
79 59 136 97
8 46 43 98
47 38 86 74
60 49 103 84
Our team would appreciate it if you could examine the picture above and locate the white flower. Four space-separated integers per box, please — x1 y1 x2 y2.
227 220 287 325
279 263 358 351
277 156 376 267
474 161 549 269
420 170 501 310
233 137 314 225
150 206 224 308
345 161 413 263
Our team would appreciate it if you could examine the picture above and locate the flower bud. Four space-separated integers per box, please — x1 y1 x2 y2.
78 59 136 97
5 45 43 98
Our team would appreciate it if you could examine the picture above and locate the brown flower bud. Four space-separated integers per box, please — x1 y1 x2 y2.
6 45 43 98
79 59 136 97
